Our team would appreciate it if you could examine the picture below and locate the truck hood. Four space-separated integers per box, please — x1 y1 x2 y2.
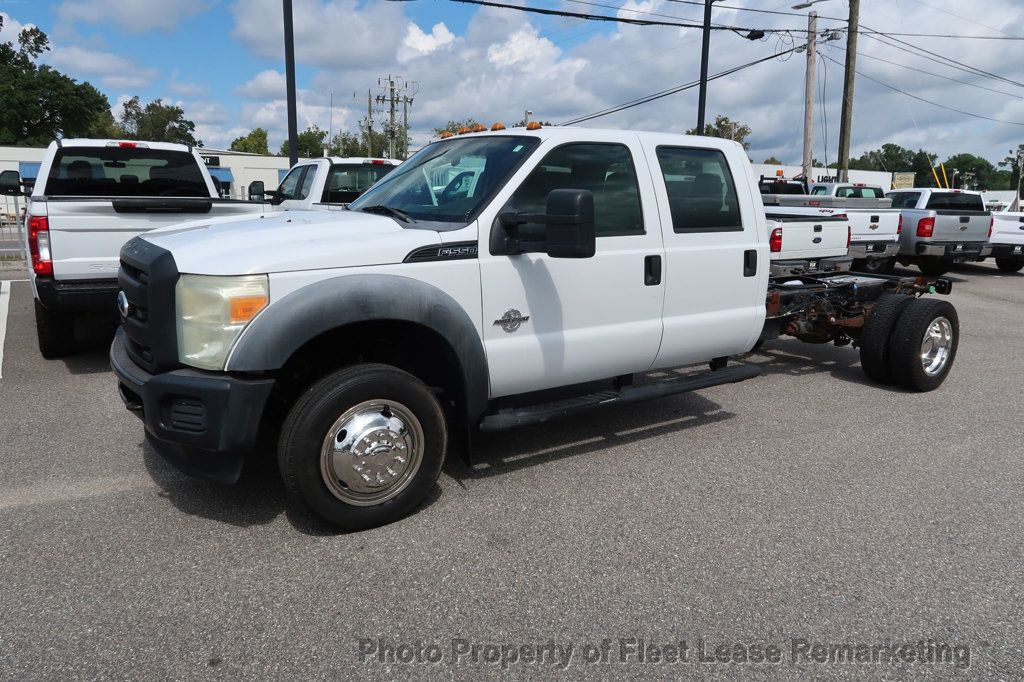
141 210 441 275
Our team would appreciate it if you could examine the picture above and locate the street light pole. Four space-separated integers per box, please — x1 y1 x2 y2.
801 11 817 182
696 0 714 133
283 0 299 167
836 0 860 182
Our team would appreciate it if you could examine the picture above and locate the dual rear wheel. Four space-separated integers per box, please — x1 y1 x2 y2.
859 294 958 391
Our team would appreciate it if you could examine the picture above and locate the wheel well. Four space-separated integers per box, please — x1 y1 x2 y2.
263 320 467 433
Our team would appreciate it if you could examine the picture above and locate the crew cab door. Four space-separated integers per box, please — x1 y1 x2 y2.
478 137 665 398
643 142 767 367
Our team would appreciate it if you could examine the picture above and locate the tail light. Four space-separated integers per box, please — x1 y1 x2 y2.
847 224 852 248
916 217 935 238
897 214 903 235
769 227 783 253
989 216 994 238
28 215 52 276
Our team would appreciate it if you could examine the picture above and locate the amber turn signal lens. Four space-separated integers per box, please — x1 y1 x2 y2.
229 295 268 323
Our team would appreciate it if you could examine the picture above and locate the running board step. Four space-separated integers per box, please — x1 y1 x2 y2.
478 364 760 432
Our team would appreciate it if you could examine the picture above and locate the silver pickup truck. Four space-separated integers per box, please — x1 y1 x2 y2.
886 188 991 276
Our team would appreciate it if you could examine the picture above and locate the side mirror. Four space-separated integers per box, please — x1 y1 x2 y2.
0 170 22 196
543 189 595 258
248 180 265 202
496 189 596 258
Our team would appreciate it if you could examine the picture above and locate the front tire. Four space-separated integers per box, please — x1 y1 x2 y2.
34 300 76 359
917 259 949 277
858 293 914 384
278 363 447 531
995 257 1024 273
886 299 959 392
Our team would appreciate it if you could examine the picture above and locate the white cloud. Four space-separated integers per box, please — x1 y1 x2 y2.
235 70 287 100
399 22 455 63
169 70 208 97
0 12 31 41
230 0 407 68
47 44 158 89
54 0 211 34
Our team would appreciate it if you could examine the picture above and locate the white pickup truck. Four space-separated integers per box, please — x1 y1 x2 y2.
110 126 959 530
249 156 401 210
16 139 270 358
764 182 902 273
983 210 1024 272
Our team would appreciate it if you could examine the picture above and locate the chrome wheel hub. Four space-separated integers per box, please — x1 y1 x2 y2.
920 316 953 376
320 400 424 506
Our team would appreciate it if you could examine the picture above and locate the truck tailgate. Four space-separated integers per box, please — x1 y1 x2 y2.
765 211 849 259
42 199 264 280
932 211 990 242
992 213 1024 245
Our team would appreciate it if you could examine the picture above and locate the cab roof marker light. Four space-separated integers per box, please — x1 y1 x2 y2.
526 122 542 131
471 124 487 133
491 122 506 131
439 131 454 139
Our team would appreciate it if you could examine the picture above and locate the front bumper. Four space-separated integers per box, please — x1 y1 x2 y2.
915 241 990 260
849 241 900 259
110 330 275 483
988 243 1024 259
35 276 119 313
770 255 853 277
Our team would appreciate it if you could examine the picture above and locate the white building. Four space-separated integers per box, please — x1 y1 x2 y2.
752 162 894 189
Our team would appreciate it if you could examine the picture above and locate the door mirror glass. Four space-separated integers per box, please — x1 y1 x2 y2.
0 170 22 196
248 180 265 201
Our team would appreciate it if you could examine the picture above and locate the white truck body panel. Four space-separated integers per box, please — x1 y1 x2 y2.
991 212 1024 249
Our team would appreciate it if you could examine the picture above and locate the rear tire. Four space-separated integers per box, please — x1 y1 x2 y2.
995 257 1024 273
853 257 896 275
917 259 949 277
887 299 959 392
858 293 914 384
278 363 447 531
34 300 76 359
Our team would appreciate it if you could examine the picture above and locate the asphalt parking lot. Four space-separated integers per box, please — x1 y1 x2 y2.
1 263 1022 678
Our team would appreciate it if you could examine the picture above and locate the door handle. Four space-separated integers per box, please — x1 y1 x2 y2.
743 249 757 277
644 255 662 286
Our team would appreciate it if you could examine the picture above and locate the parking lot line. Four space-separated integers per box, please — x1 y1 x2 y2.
0 280 9 379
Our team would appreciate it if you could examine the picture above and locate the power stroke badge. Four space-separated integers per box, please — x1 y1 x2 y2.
494 309 530 333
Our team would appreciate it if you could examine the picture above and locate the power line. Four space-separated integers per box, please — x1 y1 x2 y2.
842 47 1023 99
820 53 1024 127
560 43 804 125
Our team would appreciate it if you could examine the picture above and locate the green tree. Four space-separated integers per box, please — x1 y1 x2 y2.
279 125 327 157
230 127 269 155
327 129 391 157
762 156 782 165
118 96 201 146
686 115 752 150
999 144 1024 194
0 16 112 145
941 153 1001 190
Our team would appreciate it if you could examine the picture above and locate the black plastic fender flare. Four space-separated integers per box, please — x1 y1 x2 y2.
226 274 490 423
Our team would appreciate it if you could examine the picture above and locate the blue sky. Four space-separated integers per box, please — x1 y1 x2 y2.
2 0 1023 166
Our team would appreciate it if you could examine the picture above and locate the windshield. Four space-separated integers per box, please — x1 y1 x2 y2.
44 147 209 197
348 135 540 225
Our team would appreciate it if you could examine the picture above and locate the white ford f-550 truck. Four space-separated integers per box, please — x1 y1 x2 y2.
110 127 959 530
18 139 269 358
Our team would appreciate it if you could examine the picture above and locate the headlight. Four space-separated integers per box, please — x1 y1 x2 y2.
175 274 269 370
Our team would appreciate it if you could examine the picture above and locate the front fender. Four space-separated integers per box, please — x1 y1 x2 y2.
226 273 489 422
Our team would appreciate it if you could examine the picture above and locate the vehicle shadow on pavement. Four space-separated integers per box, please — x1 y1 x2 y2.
59 317 118 375
451 391 734 480
742 339 903 392
140 440 442 536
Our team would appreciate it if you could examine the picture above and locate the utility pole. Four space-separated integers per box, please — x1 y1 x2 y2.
801 11 817 181
374 76 416 160
836 0 859 182
696 0 714 133
365 90 374 158
282 0 299 166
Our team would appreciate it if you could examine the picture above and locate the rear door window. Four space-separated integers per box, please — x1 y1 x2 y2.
925 192 985 211
321 163 395 203
656 146 742 232
44 147 209 197
887 192 921 209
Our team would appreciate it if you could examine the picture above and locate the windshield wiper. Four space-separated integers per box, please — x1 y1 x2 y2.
358 204 414 223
